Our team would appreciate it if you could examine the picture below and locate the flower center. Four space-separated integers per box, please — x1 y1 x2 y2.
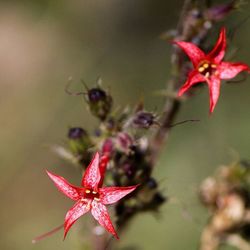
197 61 218 78
84 189 100 201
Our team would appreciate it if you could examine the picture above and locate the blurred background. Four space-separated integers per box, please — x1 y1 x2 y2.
1 0 250 249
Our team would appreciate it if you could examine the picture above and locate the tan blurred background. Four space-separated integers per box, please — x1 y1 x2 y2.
1 1 250 249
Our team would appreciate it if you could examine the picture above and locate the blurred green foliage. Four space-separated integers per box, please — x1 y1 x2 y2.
1 0 250 249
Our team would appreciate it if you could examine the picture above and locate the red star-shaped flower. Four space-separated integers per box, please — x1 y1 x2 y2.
174 27 250 113
46 152 138 239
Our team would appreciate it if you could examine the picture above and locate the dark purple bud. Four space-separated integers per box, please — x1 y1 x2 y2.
133 111 156 129
105 118 116 131
123 162 136 178
68 127 92 158
68 127 86 139
146 178 158 189
204 1 236 21
86 87 113 120
94 129 102 137
88 88 106 103
116 132 133 153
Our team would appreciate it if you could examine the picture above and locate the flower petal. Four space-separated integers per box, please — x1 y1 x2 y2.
208 27 226 63
219 62 250 79
46 170 81 200
91 200 119 239
100 185 138 205
173 41 205 67
64 200 91 239
206 76 221 113
82 152 101 190
178 70 205 96
98 154 109 187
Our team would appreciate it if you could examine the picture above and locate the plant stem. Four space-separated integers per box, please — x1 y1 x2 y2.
149 0 195 166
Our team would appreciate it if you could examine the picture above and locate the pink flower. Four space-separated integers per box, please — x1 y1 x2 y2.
47 152 138 239
174 27 250 113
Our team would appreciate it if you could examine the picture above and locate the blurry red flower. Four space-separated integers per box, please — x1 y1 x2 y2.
174 27 250 113
47 152 138 239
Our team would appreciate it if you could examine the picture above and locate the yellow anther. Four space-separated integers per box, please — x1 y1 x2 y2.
205 72 210 78
211 64 217 68
198 67 205 73
85 189 91 193
203 63 209 69
92 191 97 194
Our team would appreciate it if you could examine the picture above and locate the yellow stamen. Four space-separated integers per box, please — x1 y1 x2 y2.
211 64 217 68
92 191 97 194
198 67 205 72
203 63 209 69
205 72 210 78
85 189 91 193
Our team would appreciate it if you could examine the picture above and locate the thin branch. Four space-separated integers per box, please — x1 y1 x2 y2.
149 0 195 166
32 224 64 244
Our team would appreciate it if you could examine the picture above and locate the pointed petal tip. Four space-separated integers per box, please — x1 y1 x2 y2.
177 90 184 97
208 27 227 62
171 40 179 45
131 184 140 191
114 233 119 240
45 169 56 179
94 151 100 159
82 151 102 189
63 233 67 241
45 169 59 181
178 86 189 97
63 223 69 240
220 26 226 33
46 169 54 179
209 103 216 114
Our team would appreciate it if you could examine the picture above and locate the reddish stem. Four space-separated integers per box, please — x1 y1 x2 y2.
32 224 64 244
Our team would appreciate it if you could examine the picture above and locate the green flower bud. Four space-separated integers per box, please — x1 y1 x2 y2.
87 87 113 120
68 127 92 155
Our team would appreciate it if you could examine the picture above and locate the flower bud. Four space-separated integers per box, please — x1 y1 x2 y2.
116 132 134 153
88 88 106 102
87 87 113 120
204 1 237 21
132 111 157 129
146 178 158 189
67 127 92 155
68 127 86 139
123 162 136 178
102 138 114 156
